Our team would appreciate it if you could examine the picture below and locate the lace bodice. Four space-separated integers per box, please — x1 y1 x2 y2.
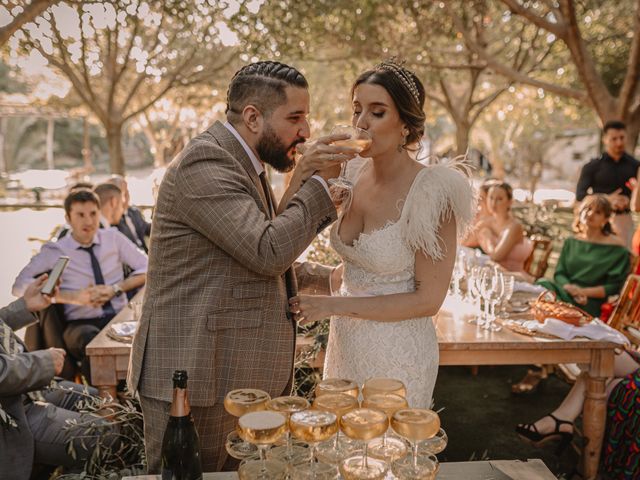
323 162 474 408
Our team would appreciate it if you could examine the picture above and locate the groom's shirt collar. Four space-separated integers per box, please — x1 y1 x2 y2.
223 121 264 176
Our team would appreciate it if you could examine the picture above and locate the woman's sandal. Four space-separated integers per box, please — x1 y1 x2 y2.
515 413 573 455
511 368 546 395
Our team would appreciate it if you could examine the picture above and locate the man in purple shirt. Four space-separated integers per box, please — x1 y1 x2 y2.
13 189 148 379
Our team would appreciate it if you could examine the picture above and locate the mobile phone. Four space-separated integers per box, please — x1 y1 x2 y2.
41 256 69 296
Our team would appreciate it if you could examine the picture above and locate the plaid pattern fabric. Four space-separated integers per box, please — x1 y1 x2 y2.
128 121 336 470
0 322 45 428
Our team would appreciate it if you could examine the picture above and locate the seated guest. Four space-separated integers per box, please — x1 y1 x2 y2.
94 182 125 229
462 179 498 248
53 182 95 241
107 175 151 253
13 189 148 379
1 275 117 480
537 194 630 318
516 348 640 479
475 182 533 272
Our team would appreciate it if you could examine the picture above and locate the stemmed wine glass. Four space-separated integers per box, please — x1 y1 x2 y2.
498 274 515 318
237 410 288 480
466 266 484 324
390 408 440 480
224 389 271 460
479 268 505 332
266 396 312 467
362 393 409 463
289 410 339 479
328 125 372 197
339 408 390 480
314 393 360 465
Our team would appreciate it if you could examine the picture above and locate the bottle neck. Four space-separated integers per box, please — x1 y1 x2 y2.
169 387 191 417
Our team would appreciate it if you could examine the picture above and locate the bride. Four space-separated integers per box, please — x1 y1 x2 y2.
289 62 474 408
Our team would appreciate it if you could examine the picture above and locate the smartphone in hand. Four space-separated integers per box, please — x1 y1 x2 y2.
41 256 69 296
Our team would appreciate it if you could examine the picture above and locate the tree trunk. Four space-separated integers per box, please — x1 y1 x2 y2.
106 125 125 175
624 115 640 154
454 120 471 157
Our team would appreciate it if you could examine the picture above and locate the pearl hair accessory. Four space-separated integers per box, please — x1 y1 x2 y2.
375 61 420 105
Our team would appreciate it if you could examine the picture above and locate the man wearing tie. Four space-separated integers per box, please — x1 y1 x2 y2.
13 189 148 379
128 61 358 472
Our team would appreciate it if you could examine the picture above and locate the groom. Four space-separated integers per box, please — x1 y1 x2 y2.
128 61 352 472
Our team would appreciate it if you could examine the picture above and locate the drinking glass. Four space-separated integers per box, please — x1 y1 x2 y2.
224 389 271 460
313 393 360 465
390 409 440 480
362 393 408 462
328 125 372 195
315 378 360 399
482 269 505 332
466 266 483 324
362 378 406 399
237 411 288 480
289 410 339 479
499 274 515 318
266 396 312 467
339 408 390 480
417 428 448 456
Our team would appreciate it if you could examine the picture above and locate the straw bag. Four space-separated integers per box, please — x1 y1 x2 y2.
531 291 592 326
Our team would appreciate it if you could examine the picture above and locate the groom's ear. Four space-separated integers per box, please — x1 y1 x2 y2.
242 105 263 134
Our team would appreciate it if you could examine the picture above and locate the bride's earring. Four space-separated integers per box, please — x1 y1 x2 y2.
397 131 408 152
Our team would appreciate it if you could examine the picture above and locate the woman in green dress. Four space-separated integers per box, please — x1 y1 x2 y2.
537 194 630 318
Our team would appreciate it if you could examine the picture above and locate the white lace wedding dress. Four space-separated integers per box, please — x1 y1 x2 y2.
324 162 473 408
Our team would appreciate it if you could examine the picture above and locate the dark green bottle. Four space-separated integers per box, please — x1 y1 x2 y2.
161 370 203 480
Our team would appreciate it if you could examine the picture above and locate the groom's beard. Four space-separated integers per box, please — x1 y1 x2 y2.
256 125 304 173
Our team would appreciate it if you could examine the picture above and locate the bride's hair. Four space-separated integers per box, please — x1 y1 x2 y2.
351 60 426 148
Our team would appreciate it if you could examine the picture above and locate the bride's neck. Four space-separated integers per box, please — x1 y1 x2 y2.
370 150 412 182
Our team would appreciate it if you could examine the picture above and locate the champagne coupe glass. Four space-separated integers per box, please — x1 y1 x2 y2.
328 125 372 194
267 396 312 467
225 389 271 460
313 393 360 464
339 408 390 480
499 274 515 318
417 427 448 456
315 378 360 399
362 378 407 399
362 393 409 462
289 410 339 479
237 411 288 480
390 409 440 480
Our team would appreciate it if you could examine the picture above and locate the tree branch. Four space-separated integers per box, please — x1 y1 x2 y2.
500 0 567 38
619 0 640 116
0 0 58 46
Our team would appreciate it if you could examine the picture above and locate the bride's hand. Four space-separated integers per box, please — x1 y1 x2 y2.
296 133 360 182
289 295 333 324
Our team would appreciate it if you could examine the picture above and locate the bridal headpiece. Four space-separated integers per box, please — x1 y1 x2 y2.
375 60 421 105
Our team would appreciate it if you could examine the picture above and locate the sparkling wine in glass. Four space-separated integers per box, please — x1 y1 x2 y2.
266 396 312 467
225 389 271 460
417 427 448 456
390 408 440 480
362 377 407 399
362 393 409 463
315 378 360 399
339 408 390 480
237 411 288 480
289 410 339 479
328 125 372 195
313 393 360 465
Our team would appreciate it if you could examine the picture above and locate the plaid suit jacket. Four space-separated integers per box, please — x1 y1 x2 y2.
128 121 337 406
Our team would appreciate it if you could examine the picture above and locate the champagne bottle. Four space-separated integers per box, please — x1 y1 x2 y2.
161 370 203 480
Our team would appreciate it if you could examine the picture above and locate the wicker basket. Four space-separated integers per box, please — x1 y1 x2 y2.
531 291 592 326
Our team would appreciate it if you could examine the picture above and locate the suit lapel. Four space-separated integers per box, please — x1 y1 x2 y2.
206 121 271 216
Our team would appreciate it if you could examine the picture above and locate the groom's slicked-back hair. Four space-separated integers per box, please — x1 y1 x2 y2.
226 61 308 125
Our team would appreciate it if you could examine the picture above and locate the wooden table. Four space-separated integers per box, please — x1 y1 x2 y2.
122 458 556 479
435 297 616 480
87 294 616 480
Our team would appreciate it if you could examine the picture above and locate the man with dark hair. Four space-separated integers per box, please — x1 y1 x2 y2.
129 60 358 472
576 120 640 247
94 183 125 228
106 175 151 253
13 189 148 379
